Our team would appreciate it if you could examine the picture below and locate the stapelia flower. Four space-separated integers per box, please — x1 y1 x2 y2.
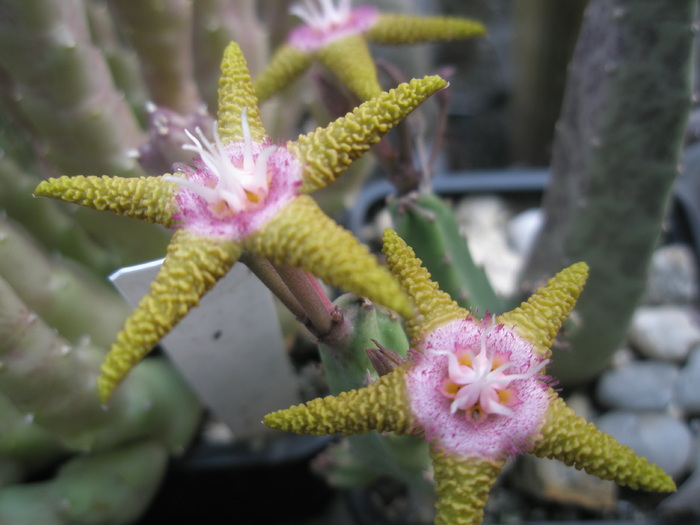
254 0 485 102
35 43 447 403
265 229 676 525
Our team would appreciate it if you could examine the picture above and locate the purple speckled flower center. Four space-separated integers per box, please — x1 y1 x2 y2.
288 0 379 52
406 317 551 460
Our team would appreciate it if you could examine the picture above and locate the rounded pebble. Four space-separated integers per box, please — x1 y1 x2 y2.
643 245 699 305
628 306 700 361
596 361 679 411
674 347 700 414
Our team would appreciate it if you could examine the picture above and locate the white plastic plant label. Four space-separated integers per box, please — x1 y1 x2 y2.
110 260 300 439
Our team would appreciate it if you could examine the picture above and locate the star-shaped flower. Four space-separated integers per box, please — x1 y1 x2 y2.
264 229 676 525
34 43 447 403
254 0 485 102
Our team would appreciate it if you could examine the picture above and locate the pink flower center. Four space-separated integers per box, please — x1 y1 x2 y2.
164 108 277 218
290 0 353 32
438 326 548 423
287 0 379 52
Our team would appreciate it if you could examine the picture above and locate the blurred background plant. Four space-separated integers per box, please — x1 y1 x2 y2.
0 0 699 524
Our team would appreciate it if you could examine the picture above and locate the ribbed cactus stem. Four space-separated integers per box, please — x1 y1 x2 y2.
0 216 129 347
0 441 168 525
85 0 149 122
0 154 114 274
390 193 503 314
521 0 696 384
0 392 65 485
0 0 146 178
317 295 430 493
107 0 203 114
319 294 409 396
0 275 201 453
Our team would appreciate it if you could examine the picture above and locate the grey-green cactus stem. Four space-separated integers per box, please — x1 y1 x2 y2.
0 154 115 274
0 275 201 453
390 192 503 314
0 393 66 488
0 440 167 525
193 0 269 110
107 0 203 114
316 295 431 494
0 0 172 267
85 0 150 125
0 0 146 178
520 0 696 385
0 216 129 347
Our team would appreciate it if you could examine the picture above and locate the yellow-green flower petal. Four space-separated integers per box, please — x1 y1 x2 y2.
245 195 411 317
366 15 486 45
289 75 448 194
317 34 382 101
532 396 676 493
382 228 465 341
430 445 504 525
217 42 266 143
264 365 413 435
253 44 313 102
34 175 176 226
498 262 588 359
98 229 241 402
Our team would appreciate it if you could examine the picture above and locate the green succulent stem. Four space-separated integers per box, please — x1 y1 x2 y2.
0 275 201 453
0 217 129 347
0 440 168 525
520 0 696 385
106 0 202 113
390 192 503 314
0 154 115 274
0 0 146 178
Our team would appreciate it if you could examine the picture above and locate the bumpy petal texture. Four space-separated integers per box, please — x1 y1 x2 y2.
430 445 504 525
34 175 177 226
98 229 242 402
245 195 411 317
217 42 266 143
498 262 588 359
382 228 465 341
316 34 382 101
366 15 486 45
531 396 676 492
253 44 313 102
264 365 413 435
289 75 448 194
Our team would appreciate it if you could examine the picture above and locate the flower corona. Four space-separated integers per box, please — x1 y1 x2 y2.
288 0 378 51
164 109 278 218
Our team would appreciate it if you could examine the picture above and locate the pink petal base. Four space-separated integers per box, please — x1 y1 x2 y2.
288 5 379 52
172 141 301 240
406 317 552 460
